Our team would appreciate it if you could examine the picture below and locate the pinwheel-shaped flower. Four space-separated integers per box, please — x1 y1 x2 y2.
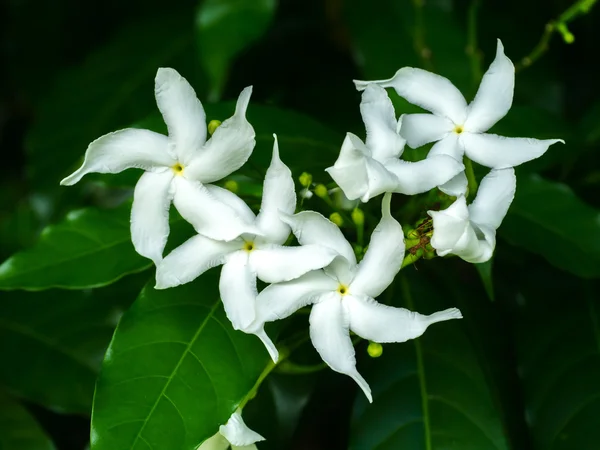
326 84 463 202
249 194 462 401
197 411 264 450
61 68 257 263
429 168 516 263
156 137 337 351
355 40 563 196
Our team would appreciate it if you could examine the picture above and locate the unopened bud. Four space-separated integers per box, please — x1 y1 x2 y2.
351 208 364 227
208 120 222 135
367 342 383 358
329 212 344 227
314 184 328 199
557 23 575 44
299 172 313 188
406 229 419 239
224 180 238 193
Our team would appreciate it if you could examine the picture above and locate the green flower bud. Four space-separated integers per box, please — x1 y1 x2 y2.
351 208 364 227
208 119 222 135
299 172 313 188
224 180 238 193
367 342 383 358
314 184 329 199
329 212 344 227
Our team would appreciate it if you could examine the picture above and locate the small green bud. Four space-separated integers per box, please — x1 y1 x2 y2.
329 212 344 227
299 172 313 188
557 23 575 44
351 208 364 227
208 119 222 135
224 180 238 193
367 342 383 358
406 229 419 239
314 184 329 199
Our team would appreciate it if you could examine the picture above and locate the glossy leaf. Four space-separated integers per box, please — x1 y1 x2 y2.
501 174 600 278
512 266 600 449
0 274 145 414
90 271 270 450
0 393 56 450
350 273 509 450
196 0 276 100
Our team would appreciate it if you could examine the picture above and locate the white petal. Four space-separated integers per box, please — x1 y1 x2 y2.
154 68 206 163
428 196 470 255
385 155 464 195
428 133 464 160
253 271 338 325
251 327 279 363
309 293 372 402
250 244 338 284
449 223 487 262
130 171 174 264
205 184 256 225
464 40 514 133
468 168 516 229
255 135 296 244
196 432 229 450
360 84 406 160
185 87 255 183
461 223 496 263
400 113 453 148
155 235 239 289
280 211 357 266
355 68 468 124
350 193 404 298
346 294 462 342
219 412 265 447
60 129 173 185
173 177 259 241
437 172 468 197
219 252 257 331
326 133 370 201
461 132 564 169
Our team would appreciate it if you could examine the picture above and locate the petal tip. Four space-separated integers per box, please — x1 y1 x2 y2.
353 79 369 91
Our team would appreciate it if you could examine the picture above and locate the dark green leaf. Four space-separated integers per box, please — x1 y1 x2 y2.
501 174 600 278
350 273 508 450
0 392 56 450
196 0 276 100
0 274 145 414
475 259 495 301
90 271 270 450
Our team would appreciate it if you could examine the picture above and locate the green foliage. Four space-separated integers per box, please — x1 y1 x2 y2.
0 393 56 450
90 272 271 450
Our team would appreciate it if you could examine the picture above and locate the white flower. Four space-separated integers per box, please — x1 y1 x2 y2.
355 40 564 196
155 136 337 353
429 168 516 263
61 68 257 263
249 193 463 402
326 84 464 202
197 411 264 450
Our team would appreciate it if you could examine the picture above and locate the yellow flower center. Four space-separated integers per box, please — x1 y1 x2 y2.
172 163 184 175
454 125 464 134
337 284 349 296
243 241 255 252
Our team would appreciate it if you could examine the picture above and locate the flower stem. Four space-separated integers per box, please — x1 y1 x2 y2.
464 157 478 199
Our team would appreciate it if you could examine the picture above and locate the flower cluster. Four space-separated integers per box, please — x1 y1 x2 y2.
61 40 562 448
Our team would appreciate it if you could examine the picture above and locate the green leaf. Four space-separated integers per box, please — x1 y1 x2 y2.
512 267 600 449
26 15 197 190
90 271 270 450
350 273 509 450
0 392 56 450
0 274 145 414
500 174 600 278
475 260 495 301
196 0 276 101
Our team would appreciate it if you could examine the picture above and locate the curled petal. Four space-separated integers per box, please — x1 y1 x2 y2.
468 168 516 230
450 224 488 262
219 412 265 447
185 87 255 183
428 196 470 256
60 129 173 185
400 113 453 148
250 244 338 284
131 171 174 264
255 135 296 244
461 132 564 169
155 235 239 289
173 177 260 241
309 293 372 402
220 251 257 331
350 193 405 298
280 211 357 266
464 40 514 133
355 68 468 124
326 133 373 201
360 84 406 160
346 294 462 342
205 184 256 225
437 172 468 198
154 68 206 163
385 155 464 195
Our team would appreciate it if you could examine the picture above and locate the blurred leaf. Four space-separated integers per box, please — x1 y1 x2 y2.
0 392 56 450
90 271 270 450
26 15 197 190
475 259 495 301
350 273 509 450
196 0 276 100
501 174 600 278
512 267 600 449
0 274 145 414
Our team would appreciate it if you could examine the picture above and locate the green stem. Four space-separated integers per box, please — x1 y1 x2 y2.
464 157 478 199
276 360 328 375
238 359 277 409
